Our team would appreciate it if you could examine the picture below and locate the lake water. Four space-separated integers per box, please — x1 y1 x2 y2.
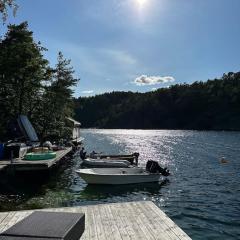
0 129 240 239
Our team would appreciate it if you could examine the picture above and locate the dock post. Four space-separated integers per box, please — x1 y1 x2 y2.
8 150 16 176
10 150 13 164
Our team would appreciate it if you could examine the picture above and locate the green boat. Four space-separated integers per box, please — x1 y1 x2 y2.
24 151 57 161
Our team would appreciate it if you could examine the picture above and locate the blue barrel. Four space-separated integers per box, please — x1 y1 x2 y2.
0 143 4 159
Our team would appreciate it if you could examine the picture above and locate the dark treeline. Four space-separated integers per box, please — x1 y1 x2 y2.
75 72 240 130
0 22 79 142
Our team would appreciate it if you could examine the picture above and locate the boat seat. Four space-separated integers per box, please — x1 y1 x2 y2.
0 211 85 240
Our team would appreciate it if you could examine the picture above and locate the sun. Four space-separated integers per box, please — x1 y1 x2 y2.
136 0 147 8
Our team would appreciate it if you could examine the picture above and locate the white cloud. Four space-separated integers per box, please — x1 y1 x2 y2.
82 90 94 94
151 87 157 91
134 75 175 86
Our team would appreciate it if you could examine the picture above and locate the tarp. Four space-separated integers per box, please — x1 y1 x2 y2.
17 115 39 142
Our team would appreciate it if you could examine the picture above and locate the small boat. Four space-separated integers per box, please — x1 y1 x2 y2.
76 160 170 185
82 158 131 168
24 151 56 161
76 168 165 185
88 152 139 165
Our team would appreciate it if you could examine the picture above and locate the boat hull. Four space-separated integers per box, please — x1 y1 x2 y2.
82 158 131 168
87 154 137 163
76 168 162 185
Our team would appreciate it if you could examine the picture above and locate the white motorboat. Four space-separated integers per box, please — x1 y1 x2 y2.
87 152 139 165
82 158 131 168
76 167 164 185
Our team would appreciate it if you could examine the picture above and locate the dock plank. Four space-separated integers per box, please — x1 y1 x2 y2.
0 213 9 225
120 202 150 240
108 204 131 240
0 212 16 232
129 202 158 240
136 201 179 240
80 206 92 240
105 204 123 240
114 203 136 239
147 202 192 240
99 204 119 240
0 201 192 240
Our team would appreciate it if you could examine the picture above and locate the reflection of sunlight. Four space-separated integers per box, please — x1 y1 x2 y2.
101 130 178 168
82 129 194 172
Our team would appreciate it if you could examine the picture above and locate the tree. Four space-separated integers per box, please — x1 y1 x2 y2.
0 22 80 142
0 0 18 23
34 52 79 142
0 22 51 139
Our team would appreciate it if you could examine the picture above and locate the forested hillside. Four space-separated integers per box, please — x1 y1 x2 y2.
75 72 240 130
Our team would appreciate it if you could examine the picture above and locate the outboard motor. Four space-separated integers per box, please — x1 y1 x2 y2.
146 160 170 176
133 152 140 165
133 152 140 158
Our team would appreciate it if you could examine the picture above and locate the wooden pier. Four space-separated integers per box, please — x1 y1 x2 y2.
0 201 192 240
0 147 72 172
0 165 7 172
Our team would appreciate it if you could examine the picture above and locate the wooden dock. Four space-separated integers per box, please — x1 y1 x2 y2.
0 147 72 172
0 201 192 240
0 165 7 172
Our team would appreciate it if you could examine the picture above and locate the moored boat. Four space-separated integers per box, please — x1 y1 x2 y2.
82 158 131 168
76 160 170 185
76 168 165 185
88 152 139 165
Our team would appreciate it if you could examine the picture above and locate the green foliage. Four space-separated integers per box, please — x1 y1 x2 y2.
0 22 51 138
34 52 79 142
75 72 240 130
0 22 78 142
0 0 18 23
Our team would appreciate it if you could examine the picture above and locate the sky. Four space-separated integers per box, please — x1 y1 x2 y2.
1 0 240 97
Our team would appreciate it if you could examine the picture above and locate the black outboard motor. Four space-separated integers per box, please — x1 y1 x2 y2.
133 152 140 165
146 160 170 176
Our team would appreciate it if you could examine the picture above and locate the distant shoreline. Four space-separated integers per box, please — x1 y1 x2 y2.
75 72 240 132
81 128 240 132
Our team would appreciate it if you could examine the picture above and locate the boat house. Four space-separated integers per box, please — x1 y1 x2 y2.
66 117 84 145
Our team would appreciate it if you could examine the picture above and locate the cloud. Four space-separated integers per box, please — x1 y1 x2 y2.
134 75 175 86
82 90 94 94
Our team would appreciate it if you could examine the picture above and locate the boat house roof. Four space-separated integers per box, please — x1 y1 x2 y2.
66 117 81 127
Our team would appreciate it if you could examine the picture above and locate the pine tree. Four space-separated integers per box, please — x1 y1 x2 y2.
0 0 18 23
35 52 79 142
0 22 51 139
